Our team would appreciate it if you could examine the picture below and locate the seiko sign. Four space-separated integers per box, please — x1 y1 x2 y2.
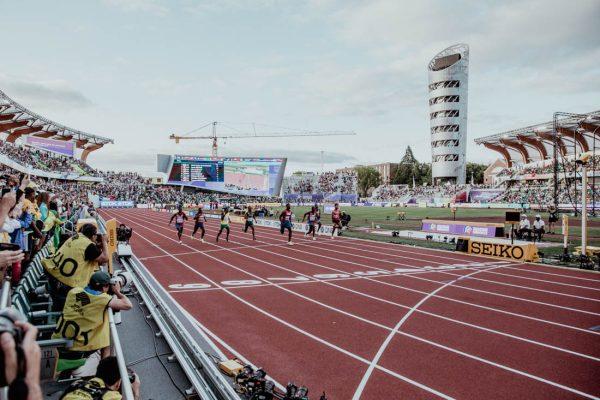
468 240 538 262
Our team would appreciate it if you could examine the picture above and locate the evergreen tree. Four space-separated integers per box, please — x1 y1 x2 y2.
400 146 417 165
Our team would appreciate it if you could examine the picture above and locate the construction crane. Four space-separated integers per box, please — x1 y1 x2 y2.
169 121 356 157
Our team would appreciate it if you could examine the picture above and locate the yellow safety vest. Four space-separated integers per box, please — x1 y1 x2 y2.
60 377 122 400
52 287 112 352
42 234 99 288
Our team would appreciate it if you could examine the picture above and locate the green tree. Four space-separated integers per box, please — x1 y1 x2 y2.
466 163 486 184
392 146 420 184
415 162 432 185
356 166 381 197
400 146 418 165
393 163 413 185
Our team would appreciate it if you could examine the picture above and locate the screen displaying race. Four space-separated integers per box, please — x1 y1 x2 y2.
167 155 286 196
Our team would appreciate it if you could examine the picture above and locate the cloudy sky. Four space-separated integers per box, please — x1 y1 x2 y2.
1 0 598 175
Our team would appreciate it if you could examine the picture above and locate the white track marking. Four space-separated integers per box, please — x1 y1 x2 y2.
108 212 454 399
113 210 600 338
193 215 600 302
326 234 600 285
352 268 492 399
304 235 600 292
180 309 288 392
109 210 600 399
237 231 600 315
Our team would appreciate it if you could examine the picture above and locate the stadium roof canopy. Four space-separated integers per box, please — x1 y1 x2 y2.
0 88 113 160
474 110 600 167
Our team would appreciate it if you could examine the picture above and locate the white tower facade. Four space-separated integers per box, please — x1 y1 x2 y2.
428 44 469 185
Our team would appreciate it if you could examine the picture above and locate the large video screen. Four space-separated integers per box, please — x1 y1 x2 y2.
167 155 286 196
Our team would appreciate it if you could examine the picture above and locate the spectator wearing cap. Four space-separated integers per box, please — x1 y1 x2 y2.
517 214 531 240
52 271 132 378
533 214 545 242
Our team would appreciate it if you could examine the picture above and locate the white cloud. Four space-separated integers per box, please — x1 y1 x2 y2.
0 74 94 111
295 0 600 117
102 0 169 16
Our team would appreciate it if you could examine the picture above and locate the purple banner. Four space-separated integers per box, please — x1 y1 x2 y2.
422 221 498 238
25 136 74 157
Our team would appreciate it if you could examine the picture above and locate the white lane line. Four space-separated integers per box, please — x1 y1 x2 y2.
180 309 288 392
305 235 600 292
199 216 600 301
108 211 453 400
114 210 600 399
328 233 600 285
116 210 600 338
352 269 491 400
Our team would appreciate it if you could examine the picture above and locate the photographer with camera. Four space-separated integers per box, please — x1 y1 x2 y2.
52 271 132 378
60 356 141 400
0 310 43 400
43 223 110 311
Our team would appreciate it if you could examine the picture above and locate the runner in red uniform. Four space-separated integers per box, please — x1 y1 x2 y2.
169 207 188 244
331 203 342 239
279 203 294 245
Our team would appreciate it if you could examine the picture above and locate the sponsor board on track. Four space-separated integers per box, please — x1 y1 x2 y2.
466 239 539 262
167 261 511 291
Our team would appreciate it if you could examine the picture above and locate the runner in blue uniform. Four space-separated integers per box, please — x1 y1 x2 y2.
192 207 207 243
302 206 318 241
279 203 294 245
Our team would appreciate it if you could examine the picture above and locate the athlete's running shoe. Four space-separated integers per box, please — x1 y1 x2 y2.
201 239 205 243
312 237 316 241
179 240 182 244
287 241 294 246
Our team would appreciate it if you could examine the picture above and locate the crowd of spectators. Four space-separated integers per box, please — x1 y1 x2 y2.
496 155 600 181
318 171 357 194
0 169 141 399
0 141 99 176
283 171 358 196
370 184 471 201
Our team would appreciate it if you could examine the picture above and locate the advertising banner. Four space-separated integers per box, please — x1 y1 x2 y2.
99 201 135 208
422 220 501 238
466 239 539 262
26 136 75 157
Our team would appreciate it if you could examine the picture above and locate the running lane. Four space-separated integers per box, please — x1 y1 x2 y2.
104 209 600 399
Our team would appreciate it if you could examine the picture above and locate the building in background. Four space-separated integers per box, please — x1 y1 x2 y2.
368 162 399 184
428 43 469 185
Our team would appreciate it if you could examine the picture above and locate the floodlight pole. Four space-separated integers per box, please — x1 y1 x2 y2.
552 113 559 212
581 162 588 256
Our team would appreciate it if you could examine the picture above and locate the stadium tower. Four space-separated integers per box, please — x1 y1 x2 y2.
428 43 469 185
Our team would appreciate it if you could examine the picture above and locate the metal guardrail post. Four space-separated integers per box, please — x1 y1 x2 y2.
0 280 11 308
109 309 135 400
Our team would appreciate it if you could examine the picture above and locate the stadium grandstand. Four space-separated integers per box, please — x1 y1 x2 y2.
282 170 358 203
0 89 112 163
475 110 600 210
0 10 598 399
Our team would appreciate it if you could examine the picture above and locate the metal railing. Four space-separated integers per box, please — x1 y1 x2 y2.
95 217 135 400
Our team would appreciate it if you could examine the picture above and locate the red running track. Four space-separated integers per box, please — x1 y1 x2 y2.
100 208 600 400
